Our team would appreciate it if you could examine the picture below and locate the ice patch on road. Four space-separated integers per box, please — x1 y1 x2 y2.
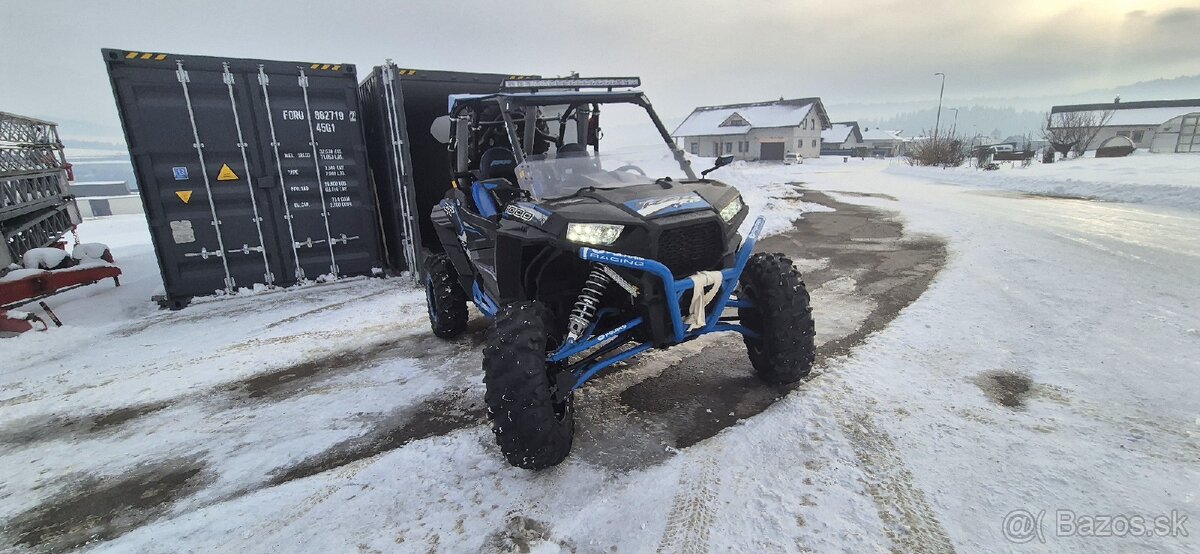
811 276 875 346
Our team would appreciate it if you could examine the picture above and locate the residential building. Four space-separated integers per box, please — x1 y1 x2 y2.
821 121 865 154
673 98 831 161
860 128 908 157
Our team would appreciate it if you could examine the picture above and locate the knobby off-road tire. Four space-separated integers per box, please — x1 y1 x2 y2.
483 301 574 470
424 253 468 338
738 252 816 383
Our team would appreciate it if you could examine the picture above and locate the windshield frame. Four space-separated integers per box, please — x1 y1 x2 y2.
454 92 697 181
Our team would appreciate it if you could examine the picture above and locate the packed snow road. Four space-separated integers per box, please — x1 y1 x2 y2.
1 158 1197 553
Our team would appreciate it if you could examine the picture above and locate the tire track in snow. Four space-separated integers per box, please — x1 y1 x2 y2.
656 456 721 554
833 389 956 554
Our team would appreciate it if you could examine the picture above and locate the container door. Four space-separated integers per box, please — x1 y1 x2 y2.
107 60 279 297
105 49 383 306
250 65 377 281
379 64 423 278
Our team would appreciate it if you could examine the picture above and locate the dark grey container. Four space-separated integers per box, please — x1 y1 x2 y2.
358 64 531 277
103 48 383 309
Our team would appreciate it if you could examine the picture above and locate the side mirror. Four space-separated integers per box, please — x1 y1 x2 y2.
429 115 452 144
701 155 734 178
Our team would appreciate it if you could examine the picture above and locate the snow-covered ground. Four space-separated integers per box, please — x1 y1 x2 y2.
887 151 1200 210
2 156 1198 553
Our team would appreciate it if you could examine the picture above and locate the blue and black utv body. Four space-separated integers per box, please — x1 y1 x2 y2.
423 77 815 469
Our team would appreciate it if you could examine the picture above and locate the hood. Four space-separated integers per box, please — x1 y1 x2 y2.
540 180 741 224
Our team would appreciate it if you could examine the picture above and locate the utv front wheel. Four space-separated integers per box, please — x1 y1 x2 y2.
424 253 468 338
738 252 816 383
483 301 574 470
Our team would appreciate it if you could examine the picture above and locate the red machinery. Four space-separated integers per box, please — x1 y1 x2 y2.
2 112 121 335
0 245 122 334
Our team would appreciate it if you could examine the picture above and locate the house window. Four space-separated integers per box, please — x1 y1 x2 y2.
1117 130 1131 138
1132 130 1145 142
812 139 817 148
798 139 803 148
690 143 698 155
724 142 733 153
802 119 807 130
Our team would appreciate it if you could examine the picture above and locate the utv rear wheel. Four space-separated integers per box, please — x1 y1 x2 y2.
424 253 468 338
483 301 574 470
738 252 816 384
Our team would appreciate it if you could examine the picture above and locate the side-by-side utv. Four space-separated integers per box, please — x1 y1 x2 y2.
423 77 815 469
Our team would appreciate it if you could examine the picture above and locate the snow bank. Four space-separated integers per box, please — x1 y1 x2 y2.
886 152 1200 210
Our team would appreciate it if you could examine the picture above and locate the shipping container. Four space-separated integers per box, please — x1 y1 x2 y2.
103 49 383 308
358 65 533 277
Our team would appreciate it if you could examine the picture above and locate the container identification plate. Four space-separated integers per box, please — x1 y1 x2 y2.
172 166 189 180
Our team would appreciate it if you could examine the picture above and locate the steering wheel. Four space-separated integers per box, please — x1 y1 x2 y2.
614 164 647 176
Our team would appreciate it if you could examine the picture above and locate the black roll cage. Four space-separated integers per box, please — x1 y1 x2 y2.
448 91 697 181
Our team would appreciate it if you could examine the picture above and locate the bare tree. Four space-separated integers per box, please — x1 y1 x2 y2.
1077 110 1114 156
905 129 968 167
1042 109 1115 158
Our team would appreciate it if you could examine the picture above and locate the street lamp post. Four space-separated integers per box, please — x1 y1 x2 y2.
948 107 959 136
933 72 946 140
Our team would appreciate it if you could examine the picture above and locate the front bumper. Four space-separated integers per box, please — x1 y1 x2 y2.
546 216 765 392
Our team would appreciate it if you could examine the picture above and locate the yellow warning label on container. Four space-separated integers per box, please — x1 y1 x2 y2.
216 164 239 181
176 190 193 203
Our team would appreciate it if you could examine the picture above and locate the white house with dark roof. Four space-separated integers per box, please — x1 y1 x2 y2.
1049 98 1200 150
672 98 831 161
860 128 908 157
821 121 865 153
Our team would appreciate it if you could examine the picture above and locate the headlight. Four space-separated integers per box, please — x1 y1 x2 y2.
566 223 624 246
718 196 745 222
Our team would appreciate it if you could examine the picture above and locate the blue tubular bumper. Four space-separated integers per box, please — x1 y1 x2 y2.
548 216 765 391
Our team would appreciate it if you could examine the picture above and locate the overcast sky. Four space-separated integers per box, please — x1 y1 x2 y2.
4 0 1199 138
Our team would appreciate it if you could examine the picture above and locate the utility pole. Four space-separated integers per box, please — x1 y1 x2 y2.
933 72 946 140
948 107 959 136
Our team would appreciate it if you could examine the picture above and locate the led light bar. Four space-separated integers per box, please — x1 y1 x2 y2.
502 77 641 90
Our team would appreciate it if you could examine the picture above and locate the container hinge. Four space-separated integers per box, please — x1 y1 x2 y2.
330 234 360 245
298 74 309 88
222 67 235 85
382 64 394 81
264 271 276 285
176 68 189 83
184 247 225 260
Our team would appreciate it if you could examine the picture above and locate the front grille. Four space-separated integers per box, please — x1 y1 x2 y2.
656 222 724 277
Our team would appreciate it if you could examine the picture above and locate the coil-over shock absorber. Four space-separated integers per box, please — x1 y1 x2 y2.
566 264 612 342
